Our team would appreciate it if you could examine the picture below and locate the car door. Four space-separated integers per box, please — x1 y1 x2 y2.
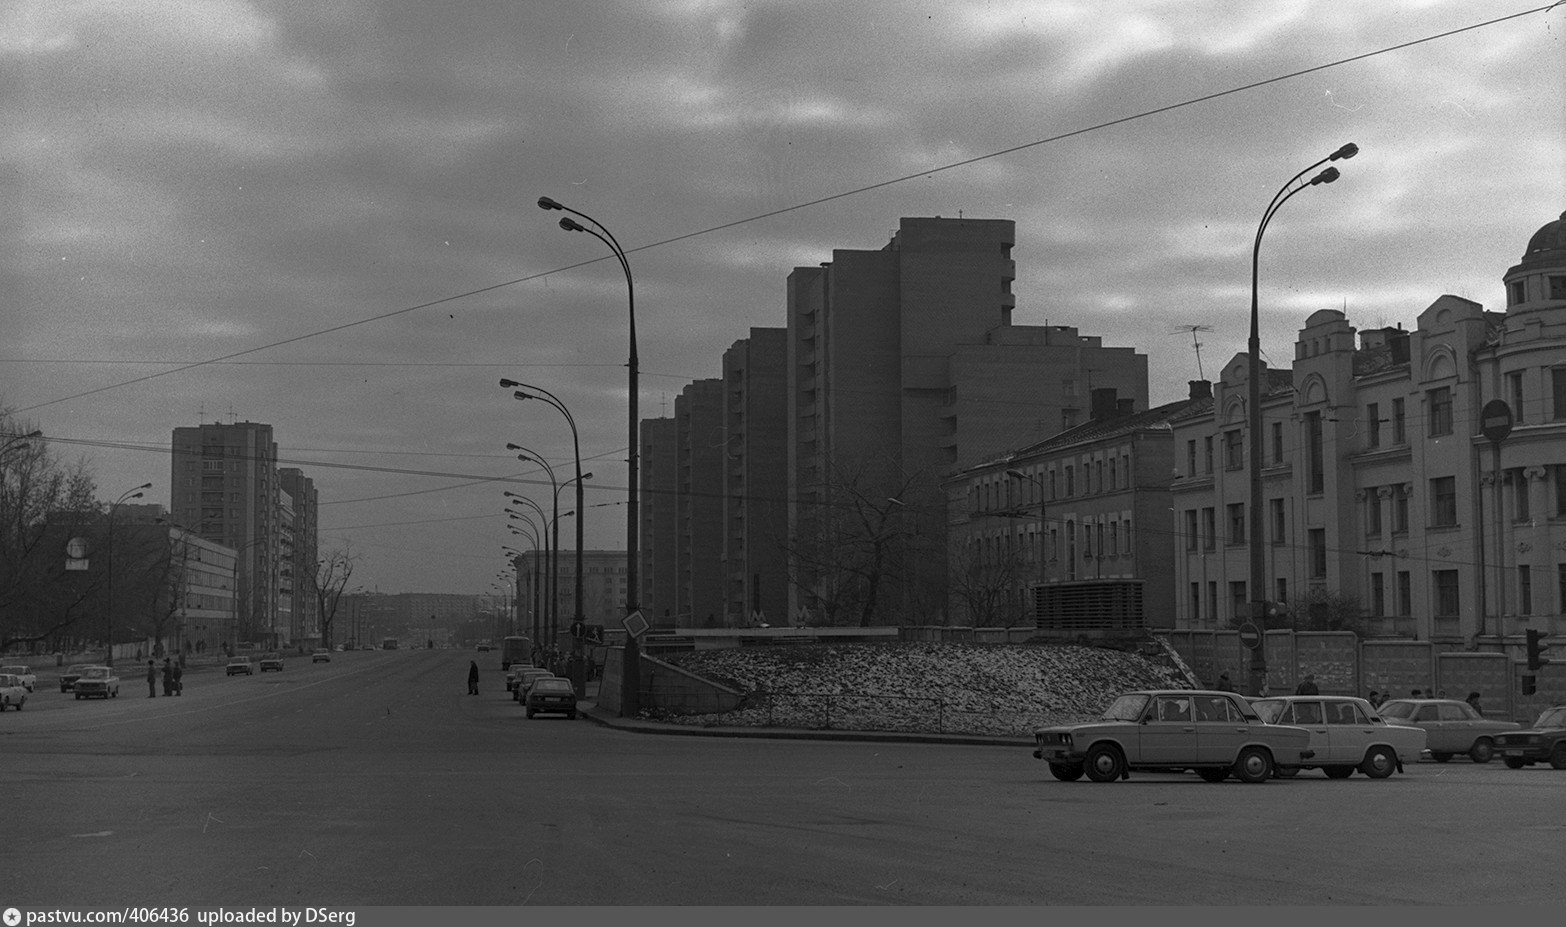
1325 700 1374 763
1413 703 1447 751
1285 700 1332 762
1140 695 1198 764
1438 702 1477 750
1196 694 1265 764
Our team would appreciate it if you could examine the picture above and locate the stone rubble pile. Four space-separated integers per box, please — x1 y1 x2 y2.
646 641 1190 736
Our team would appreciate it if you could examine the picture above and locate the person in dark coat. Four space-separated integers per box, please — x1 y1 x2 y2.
1466 691 1482 714
172 661 183 696
161 658 175 696
467 661 480 695
1294 674 1319 695
146 660 157 698
1216 672 1236 692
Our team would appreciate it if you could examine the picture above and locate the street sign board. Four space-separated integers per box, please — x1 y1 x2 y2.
1480 399 1513 444
621 609 649 639
1238 622 1262 650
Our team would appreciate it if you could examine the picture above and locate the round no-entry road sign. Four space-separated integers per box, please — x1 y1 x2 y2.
1238 622 1262 650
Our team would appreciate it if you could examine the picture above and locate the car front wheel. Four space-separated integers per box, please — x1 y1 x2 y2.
1232 746 1273 783
1083 743 1126 782
1360 746 1397 779
1469 738 1494 764
1048 763 1084 782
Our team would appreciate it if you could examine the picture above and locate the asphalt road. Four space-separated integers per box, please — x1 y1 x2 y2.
2 649 1561 906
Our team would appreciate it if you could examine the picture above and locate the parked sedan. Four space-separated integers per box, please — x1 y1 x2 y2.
59 664 92 692
524 677 578 719
0 673 27 710
1 664 37 692
311 649 331 663
511 668 554 702
1033 690 1314 783
1493 706 1566 770
73 665 120 699
1375 698 1520 763
1251 695 1426 778
259 653 284 672
226 655 254 676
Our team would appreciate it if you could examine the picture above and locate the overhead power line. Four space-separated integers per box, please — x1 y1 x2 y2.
11 4 1555 417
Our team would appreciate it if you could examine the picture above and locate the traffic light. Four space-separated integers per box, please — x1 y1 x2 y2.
1526 629 1551 671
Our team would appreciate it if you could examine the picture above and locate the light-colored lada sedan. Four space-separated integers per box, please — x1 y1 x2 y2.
1033 690 1314 783
1251 695 1426 778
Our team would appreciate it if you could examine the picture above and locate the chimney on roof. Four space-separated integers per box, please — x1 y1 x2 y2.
1389 331 1411 365
1189 380 1212 400
1116 398 1136 417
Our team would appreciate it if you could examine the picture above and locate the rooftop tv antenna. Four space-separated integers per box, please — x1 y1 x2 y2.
1172 325 1213 380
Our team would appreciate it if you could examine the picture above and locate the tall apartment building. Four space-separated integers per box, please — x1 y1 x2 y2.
1171 210 1566 654
721 328 789 626
638 416 679 624
786 217 1146 622
675 379 724 627
279 468 318 643
170 422 284 647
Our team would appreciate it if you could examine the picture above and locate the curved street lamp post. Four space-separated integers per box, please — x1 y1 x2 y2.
1247 142 1357 696
538 195 642 715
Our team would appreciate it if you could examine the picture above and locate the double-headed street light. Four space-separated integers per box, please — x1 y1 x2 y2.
105 482 153 666
538 195 642 715
506 493 553 644
1247 142 1357 696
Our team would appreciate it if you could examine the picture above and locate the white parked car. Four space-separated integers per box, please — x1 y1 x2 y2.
72 665 120 699
1 664 37 692
0 673 28 710
1251 695 1427 778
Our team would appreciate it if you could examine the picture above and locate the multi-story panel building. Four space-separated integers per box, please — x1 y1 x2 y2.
945 386 1209 629
721 328 789 627
1172 211 1566 653
675 379 724 627
639 416 679 624
170 422 283 647
553 549 629 630
279 468 318 645
785 217 1147 623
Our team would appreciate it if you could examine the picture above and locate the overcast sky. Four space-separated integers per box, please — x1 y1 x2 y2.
5 1 1563 595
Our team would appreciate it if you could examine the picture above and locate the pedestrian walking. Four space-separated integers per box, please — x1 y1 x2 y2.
1294 674 1319 695
146 660 156 698
1410 688 1423 698
161 658 175 696
1466 691 1482 714
1215 672 1236 692
172 661 183 696
467 660 480 695
1367 690 1381 707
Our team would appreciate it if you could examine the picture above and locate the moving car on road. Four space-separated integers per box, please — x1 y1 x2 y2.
1375 698 1519 763
1033 690 1314 783
524 677 578 719
73 665 120 699
59 664 92 692
0 673 27 710
226 655 255 676
2 664 37 692
1493 706 1566 770
311 649 332 663
1251 695 1426 778
259 653 284 672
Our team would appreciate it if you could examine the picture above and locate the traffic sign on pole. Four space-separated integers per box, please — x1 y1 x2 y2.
1238 622 1262 650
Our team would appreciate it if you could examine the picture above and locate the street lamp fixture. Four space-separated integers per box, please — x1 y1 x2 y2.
539 194 641 715
105 482 153 666
1247 142 1356 696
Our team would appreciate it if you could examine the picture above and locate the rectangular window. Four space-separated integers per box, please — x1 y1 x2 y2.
1186 440 1197 477
1190 583 1201 624
1309 528 1327 578
1392 398 1407 443
1559 564 1566 615
1224 430 1244 470
1434 570 1460 617
1507 372 1525 425
1512 469 1530 521
1203 437 1214 474
1207 581 1218 622
1275 577 1288 606
1371 573 1386 617
1430 476 1458 527
1428 386 1453 436
1554 369 1566 421
1122 454 1131 488
1065 466 1074 497
1557 466 1566 518
1108 522 1118 556
1230 582 1247 622
1519 565 1532 616
1551 276 1566 300
1508 279 1527 305
1366 489 1382 535
1185 510 1198 551
1108 458 1117 490
1306 411 1324 494
1202 508 1216 551
1227 503 1246 545
1366 402 1381 448
1122 518 1132 553
1271 422 1284 465
1393 486 1410 532
1397 571 1411 617
1270 498 1286 544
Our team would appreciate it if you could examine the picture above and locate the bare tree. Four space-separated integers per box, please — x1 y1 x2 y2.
948 534 1031 628
313 542 358 647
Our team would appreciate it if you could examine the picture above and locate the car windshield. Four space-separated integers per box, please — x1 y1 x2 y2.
2 665 24 673
1100 693 1150 722
1377 700 1415 719
1533 707 1566 729
533 679 573 693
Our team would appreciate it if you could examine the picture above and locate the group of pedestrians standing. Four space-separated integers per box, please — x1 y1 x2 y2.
146 657 182 697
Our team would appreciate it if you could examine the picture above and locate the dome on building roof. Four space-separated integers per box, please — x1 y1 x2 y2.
1522 211 1566 261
